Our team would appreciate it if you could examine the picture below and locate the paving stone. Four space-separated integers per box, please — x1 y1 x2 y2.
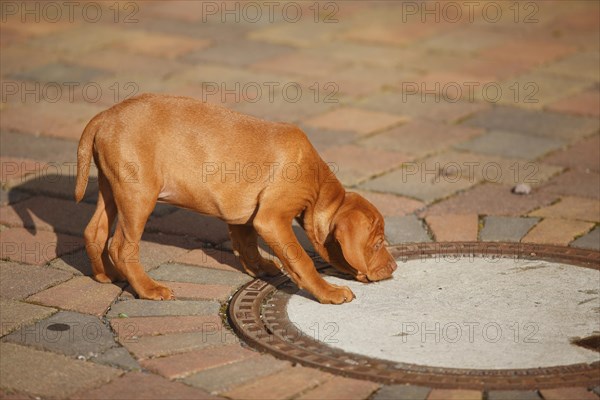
250 51 344 78
0 299 56 337
182 354 291 393
3 311 117 359
109 315 222 340
141 343 257 379
165 282 234 301
146 209 230 244
464 105 599 140
454 131 565 160
174 248 244 273
0 188 31 206
421 183 558 217
319 144 411 186
115 31 210 60
300 126 360 152
548 88 600 117
106 299 220 319
361 120 483 157
74 371 216 400
0 261 72 300
148 263 252 287
359 91 490 124
425 214 479 242
360 166 476 204
0 172 96 202
120 330 239 360
570 227 600 251
297 375 380 400
542 135 600 172
0 342 121 399
27 276 122 316
521 218 594 246
354 190 425 217
0 388 35 400
421 150 563 187
530 197 599 222
480 39 575 69
480 217 540 242
91 346 141 371
137 233 199 271
542 51 600 81
0 157 47 187
8 62 109 85
539 387 599 400
222 365 332 400
304 107 405 135
487 390 542 400
0 131 78 164
384 215 431 245
47 248 92 276
0 227 84 265
539 170 600 199
427 389 482 400
186 40 294 66
248 21 345 48
372 384 431 400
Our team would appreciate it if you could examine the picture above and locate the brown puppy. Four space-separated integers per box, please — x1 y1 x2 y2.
75 94 397 304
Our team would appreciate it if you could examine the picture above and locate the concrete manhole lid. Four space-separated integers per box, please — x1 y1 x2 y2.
227 242 600 390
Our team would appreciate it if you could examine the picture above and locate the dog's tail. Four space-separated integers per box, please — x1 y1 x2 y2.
75 116 101 203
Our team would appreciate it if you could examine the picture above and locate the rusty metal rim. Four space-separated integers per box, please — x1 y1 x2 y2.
227 242 600 390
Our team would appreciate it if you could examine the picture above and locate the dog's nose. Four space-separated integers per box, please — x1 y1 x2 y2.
388 259 397 272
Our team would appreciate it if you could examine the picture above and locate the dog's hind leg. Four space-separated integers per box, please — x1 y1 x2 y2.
84 172 123 283
229 224 281 278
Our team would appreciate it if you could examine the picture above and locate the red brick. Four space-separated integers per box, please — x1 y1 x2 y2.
427 389 482 400
296 376 379 400
223 366 332 400
167 282 233 301
548 89 600 117
114 31 210 59
539 387 598 400
480 40 575 68
141 344 257 379
0 261 72 300
425 214 479 242
74 371 216 400
146 209 229 244
0 227 84 265
0 157 47 187
354 190 425 217
27 276 122 316
540 170 600 199
174 248 243 273
304 108 406 135
522 218 594 246
251 53 343 78
110 315 222 340
529 196 599 222
542 135 600 172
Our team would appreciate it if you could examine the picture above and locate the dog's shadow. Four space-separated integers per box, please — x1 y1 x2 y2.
5 173 322 281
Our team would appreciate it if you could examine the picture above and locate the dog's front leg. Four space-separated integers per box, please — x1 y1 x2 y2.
253 213 355 304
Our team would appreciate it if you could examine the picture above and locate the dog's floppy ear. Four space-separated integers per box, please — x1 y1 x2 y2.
333 212 370 276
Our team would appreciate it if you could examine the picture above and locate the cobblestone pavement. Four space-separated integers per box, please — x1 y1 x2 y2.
1 1 599 399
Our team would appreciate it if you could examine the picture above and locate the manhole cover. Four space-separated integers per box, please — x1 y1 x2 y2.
227 242 600 390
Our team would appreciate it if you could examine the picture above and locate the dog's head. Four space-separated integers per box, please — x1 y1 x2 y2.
327 192 397 282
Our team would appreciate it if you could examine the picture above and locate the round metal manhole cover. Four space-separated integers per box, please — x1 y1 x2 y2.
227 242 600 390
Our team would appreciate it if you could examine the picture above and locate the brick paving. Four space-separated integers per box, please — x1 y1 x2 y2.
1 1 598 399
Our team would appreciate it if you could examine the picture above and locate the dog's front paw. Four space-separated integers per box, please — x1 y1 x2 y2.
139 283 174 300
317 285 355 304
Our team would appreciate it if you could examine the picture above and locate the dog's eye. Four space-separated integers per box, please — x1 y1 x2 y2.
374 239 383 250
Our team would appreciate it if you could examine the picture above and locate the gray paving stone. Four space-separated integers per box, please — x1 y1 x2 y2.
183 354 290 393
106 299 220 318
0 299 57 336
0 261 73 300
92 347 141 371
384 215 431 245
3 311 118 359
487 390 542 400
0 188 31 206
0 131 79 164
148 263 252 286
454 131 565 160
464 105 599 140
372 384 431 400
360 167 476 204
593 386 600 396
0 342 121 399
48 249 92 276
480 216 540 242
300 125 359 152
8 62 109 84
570 227 600 251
